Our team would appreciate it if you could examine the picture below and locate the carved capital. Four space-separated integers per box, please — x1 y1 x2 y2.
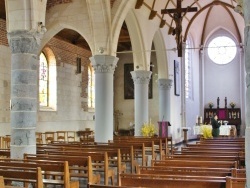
7 30 44 54
158 78 172 90
90 55 118 73
131 70 152 84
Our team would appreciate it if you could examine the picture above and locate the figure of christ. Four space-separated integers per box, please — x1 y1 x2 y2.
161 0 197 57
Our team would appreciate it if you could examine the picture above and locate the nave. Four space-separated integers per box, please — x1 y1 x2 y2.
0 135 246 188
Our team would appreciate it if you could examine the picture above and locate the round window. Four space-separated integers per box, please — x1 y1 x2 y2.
208 36 236 64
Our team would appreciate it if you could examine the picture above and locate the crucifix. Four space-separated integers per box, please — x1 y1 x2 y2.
161 0 197 57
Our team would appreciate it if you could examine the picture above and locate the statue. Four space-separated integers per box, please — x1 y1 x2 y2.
217 97 220 108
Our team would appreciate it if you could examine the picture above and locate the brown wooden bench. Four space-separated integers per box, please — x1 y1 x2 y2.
165 154 241 167
0 166 43 188
113 136 172 156
138 166 232 177
26 151 116 185
187 143 245 149
119 173 226 188
175 149 241 157
151 159 238 168
226 176 246 188
232 168 246 178
23 154 100 185
181 146 244 153
0 149 10 158
0 158 79 188
37 143 134 173
0 176 4 188
87 184 149 188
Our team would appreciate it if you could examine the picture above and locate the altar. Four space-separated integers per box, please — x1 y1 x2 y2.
193 125 236 136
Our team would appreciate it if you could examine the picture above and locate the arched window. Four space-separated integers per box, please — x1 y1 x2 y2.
185 37 193 100
88 66 95 109
39 53 48 106
39 50 57 111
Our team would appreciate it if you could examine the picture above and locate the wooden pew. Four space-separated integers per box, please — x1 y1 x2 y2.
23 154 100 185
0 166 43 188
175 150 241 157
0 176 4 188
119 173 226 188
165 154 241 167
137 166 232 177
226 177 246 188
181 146 244 153
87 184 148 188
0 158 79 188
26 151 116 185
113 136 172 156
151 159 238 168
37 144 134 173
0 176 4 187
232 168 246 178
0 149 10 158
187 143 245 149
107 142 147 168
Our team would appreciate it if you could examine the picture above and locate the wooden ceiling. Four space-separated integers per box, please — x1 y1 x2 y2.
0 0 240 53
0 0 131 52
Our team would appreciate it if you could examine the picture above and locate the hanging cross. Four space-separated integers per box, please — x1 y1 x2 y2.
161 0 197 57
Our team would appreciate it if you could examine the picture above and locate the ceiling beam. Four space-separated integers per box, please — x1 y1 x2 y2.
135 0 144 9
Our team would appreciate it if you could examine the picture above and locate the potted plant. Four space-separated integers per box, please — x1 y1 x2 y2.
230 102 236 109
141 121 157 137
208 102 214 109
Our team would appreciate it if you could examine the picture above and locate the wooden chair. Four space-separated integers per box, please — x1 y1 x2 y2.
36 132 43 144
67 131 76 141
2 135 10 149
44 132 55 144
56 131 66 141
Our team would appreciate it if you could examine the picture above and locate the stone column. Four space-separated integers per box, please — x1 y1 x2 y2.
90 55 118 143
8 30 42 158
158 78 172 122
243 0 250 187
131 70 152 136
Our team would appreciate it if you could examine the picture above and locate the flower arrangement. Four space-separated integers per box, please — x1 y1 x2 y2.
208 102 214 108
230 102 236 108
201 126 213 139
141 120 157 137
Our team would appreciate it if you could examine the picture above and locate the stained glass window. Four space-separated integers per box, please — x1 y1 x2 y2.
39 53 48 106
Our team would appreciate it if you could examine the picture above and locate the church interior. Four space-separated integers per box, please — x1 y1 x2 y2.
0 0 249 187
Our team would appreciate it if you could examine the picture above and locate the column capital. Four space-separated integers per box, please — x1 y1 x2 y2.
8 30 44 54
158 78 172 90
131 70 152 84
90 55 118 73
